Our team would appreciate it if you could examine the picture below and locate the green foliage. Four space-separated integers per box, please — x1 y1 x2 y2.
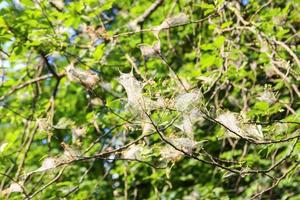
0 0 300 199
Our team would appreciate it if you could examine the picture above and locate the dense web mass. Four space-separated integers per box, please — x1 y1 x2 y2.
0 0 300 199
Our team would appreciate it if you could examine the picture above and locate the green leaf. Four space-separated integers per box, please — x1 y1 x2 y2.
214 36 225 48
200 53 215 68
221 21 233 29
201 43 215 51
254 101 270 111
93 44 105 60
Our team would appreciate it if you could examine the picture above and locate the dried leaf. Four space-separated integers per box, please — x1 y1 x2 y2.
1 182 23 195
66 63 100 89
141 120 153 135
72 126 87 142
61 143 81 161
36 157 58 172
139 45 156 57
183 191 200 200
91 97 104 106
122 144 143 160
223 172 236 179
196 76 215 84
160 146 182 161
153 40 161 53
0 143 8 153
50 0 64 10
257 90 277 104
153 13 189 38
244 124 264 140
36 118 50 131
138 41 161 58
